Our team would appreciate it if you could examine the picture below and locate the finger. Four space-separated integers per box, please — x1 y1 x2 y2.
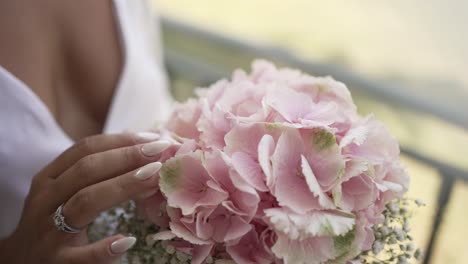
51 140 171 208
59 235 136 264
62 161 162 228
40 132 160 180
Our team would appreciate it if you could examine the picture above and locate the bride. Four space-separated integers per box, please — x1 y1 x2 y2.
0 0 174 263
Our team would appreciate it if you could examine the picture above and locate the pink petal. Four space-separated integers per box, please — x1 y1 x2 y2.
195 208 216 240
203 150 233 189
192 244 214 264
302 129 345 191
150 230 176 241
194 79 228 107
222 200 249 217
339 116 371 148
301 155 335 209
227 171 260 221
228 169 258 196
264 208 355 239
302 101 341 126
264 85 314 123
224 123 270 157
272 130 320 213
231 151 268 191
344 117 400 162
198 101 231 150
205 151 260 220
343 159 369 182
159 152 228 215
383 162 409 194
271 233 336 264
166 99 202 140
339 174 379 211
141 191 169 228
175 139 199 156
208 209 251 243
227 227 274 264
310 77 357 114
224 215 252 242
332 158 369 207
169 222 211 245
258 134 275 189
216 80 261 118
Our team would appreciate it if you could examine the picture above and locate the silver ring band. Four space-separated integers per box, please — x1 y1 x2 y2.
53 204 82 234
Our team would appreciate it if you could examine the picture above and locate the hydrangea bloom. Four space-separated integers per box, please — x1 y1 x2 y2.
143 60 409 264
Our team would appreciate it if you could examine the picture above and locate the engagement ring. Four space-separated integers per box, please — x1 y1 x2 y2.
53 204 82 234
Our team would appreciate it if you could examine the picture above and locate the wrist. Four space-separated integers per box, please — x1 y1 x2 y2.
0 233 20 262
0 237 10 259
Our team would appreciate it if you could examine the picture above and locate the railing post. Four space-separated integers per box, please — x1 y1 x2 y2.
423 172 456 264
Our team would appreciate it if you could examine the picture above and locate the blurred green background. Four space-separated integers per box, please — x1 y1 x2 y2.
153 1 468 263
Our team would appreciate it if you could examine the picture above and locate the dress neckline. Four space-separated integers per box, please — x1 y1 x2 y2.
0 0 128 143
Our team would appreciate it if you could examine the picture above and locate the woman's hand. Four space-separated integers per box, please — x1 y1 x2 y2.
0 132 172 264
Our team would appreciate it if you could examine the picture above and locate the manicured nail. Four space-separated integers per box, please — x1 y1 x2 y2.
135 162 162 180
138 189 158 199
135 132 160 142
110 236 136 254
141 140 171 157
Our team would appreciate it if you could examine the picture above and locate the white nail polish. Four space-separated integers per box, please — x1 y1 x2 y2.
138 189 158 199
135 162 162 180
141 141 171 157
135 132 160 142
110 236 136 254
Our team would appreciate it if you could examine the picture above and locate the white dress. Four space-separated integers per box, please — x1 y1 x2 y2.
0 0 173 238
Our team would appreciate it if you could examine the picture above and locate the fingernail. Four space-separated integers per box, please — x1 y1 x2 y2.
135 162 162 180
141 140 171 157
110 236 136 254
138 189 158 199
135 132 160 142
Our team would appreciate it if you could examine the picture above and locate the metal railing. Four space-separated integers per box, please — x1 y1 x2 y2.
160 16 468 264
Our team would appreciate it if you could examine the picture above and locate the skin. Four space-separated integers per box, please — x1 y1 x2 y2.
0 0 163 263
0 0 122 140
1 133 166 263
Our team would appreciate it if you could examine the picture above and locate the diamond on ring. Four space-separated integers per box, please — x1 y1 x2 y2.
53 204 82 234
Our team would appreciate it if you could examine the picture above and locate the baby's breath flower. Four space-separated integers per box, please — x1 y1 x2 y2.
397 256 408 264
380 226 390 236
403 220 411 232
406 243 414 252
356 197 422 264
165 245 175 255
372 241 384 255
387 202 399 214
415 199 425 207
414 248 423 260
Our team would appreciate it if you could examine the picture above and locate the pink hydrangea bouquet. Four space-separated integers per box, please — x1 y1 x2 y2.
101 60 423 264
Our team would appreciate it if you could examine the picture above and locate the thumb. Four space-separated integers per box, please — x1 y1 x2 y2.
60 235 137 264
